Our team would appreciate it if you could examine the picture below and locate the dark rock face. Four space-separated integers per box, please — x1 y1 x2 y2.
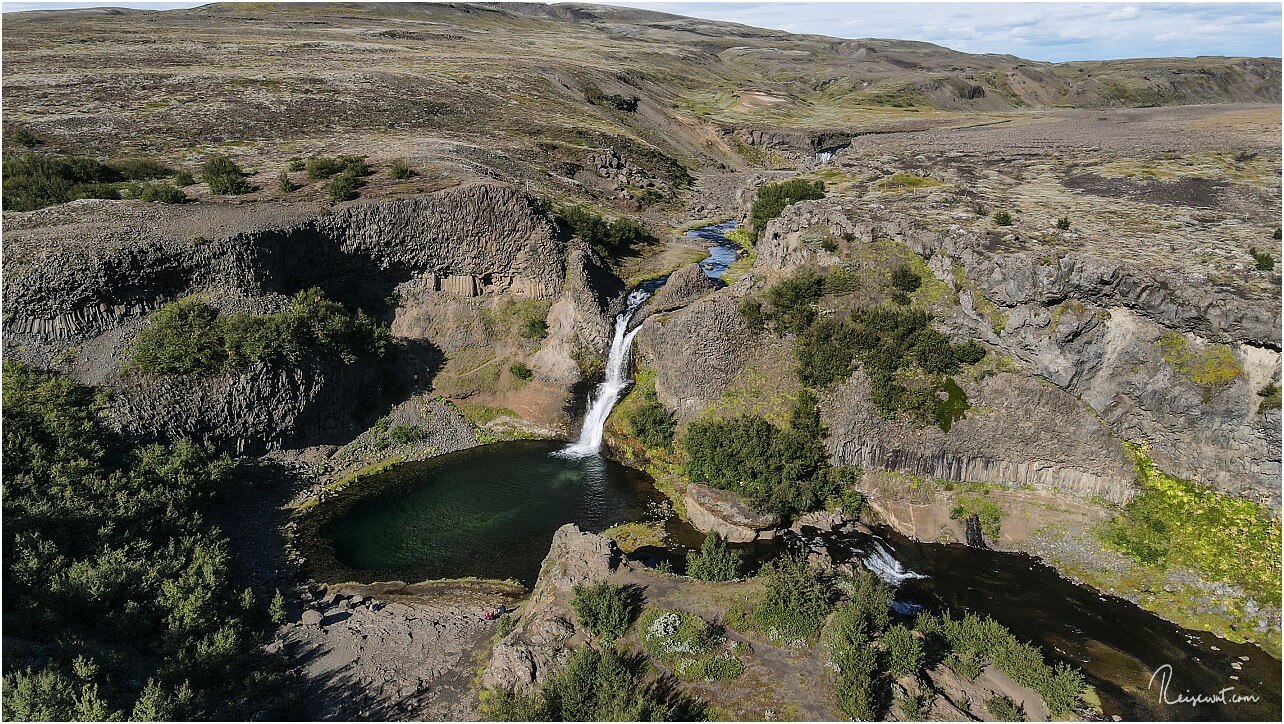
643 262 715 314
3 184 614 453
963 514 987 548
822 371 1139 504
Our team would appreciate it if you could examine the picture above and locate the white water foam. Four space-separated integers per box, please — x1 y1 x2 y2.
557 289 651 458
855 537 926 586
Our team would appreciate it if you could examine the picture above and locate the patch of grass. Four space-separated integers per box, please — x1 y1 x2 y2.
1100 446 1281 604
1156 333 1241 397
876 173 942 191
603 522 663 554
949 492 1005 539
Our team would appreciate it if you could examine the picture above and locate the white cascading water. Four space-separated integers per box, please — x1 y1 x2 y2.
856 537 926 585
558 289 652 458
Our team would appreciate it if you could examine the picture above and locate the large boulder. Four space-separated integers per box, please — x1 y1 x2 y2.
682 483 780 543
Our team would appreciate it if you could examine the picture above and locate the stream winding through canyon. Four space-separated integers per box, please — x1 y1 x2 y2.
302 221 1279 721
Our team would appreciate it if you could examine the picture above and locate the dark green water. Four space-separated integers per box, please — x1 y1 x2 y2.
300 440 667 585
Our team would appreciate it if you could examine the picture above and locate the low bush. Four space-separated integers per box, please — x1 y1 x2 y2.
106 157 174 181
748 178 826 241
174 170 196 186
889 264 921 293
625 390 675 449
201 155 252 195
824 600 880 719
1249 246 1275 271
1055 216 1071 231
763 269 825 335
390 159 417 179
509 362 534 381
131 289 389 376
639 609 718 662
522 317 549 340
556 205 654 263
685 532 742 582
326 171 362 201
277 170 295 193
138 183 187 204
2 152 124 211
1258 382 1281 412
753 554 831 643
993 210 1013 226
571 582 636 642
683 391 834 517
482 646 660 721
305 155 370 180
739 298 766 333
987 694 1026 721
882 624 923 678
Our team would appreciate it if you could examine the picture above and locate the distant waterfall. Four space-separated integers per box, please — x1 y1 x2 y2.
558 289 651 458
856 537 926 585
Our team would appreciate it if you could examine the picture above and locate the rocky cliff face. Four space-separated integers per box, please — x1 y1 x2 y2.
636 198 1279 504
3 184 616 453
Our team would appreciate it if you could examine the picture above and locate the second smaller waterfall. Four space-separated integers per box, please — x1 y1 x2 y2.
558 289 651 458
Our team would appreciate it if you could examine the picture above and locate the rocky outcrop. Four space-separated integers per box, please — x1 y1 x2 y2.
483 525 620 692
823 371 1138 504
682 483 780 542
3 184 618 452
633 289 751 420
643 263 715 314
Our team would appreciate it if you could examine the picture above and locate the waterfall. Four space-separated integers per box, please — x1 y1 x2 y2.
557 289 651 458
857 537 926 585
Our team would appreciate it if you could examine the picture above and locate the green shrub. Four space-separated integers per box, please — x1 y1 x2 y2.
106 157 174 181
1258 382 1281 412
971 202 988 216
326 172 362 201
889 264 921 293
1249 246 1276 271
201 155 252 195
277 170 295 193
305 155 370 180
2 152 124 211
571 582 636 642
1055 216 1071 231
174 170 195 186
683 391 833 517
835 568 893 634
986 694 1025 721
1 363 277 719
625 391 675 449
388 425 424 446
509 362 534 380
497 613 517 638
556 205 654 263
993 210 1013 226
287 158 305 172
638 609 718 662
131 290 389 376
748 179 826 241
685 532 742 581
522 317 549 340
739 298 765 333
754 554 830 643
390 159 417 179
824 602 880 719
268 590 286 626
763 269 825 335
949 493 1004 539
139 183 187 204
10 128 42 147
882 624 923 677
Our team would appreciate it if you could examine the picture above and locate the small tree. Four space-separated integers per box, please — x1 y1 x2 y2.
992 210 1013 226
1055 215 1071 230
268 589 286 626
391 159 417 179
686 531 742 581
277 170 295 193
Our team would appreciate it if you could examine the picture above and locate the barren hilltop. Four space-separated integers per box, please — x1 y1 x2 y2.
2 2 1281 722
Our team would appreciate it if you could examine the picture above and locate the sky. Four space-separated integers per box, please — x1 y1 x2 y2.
1 1 1280 62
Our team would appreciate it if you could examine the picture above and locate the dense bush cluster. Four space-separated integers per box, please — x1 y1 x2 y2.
1249 246 1275 271
201 155 253 195
796 305 984 424
2 152 179 211
752 554 832 643
915 610 1085 716
481 646 685 721
2 363 283 720
555 205 654 263
685 531 742 582
585 88 639 112
683 391 844 517
570 582 637 642
624 388 676 449
131 289 390 376
747 178 826 241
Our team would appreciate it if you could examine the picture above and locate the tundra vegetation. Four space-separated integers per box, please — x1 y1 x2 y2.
1 363 285 720
554 205 655 264
2 152 177 211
